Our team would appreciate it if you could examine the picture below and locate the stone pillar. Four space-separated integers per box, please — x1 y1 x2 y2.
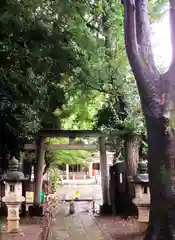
34 137 45 205
66 164 69 180
88 162 93 178
99 137 111 214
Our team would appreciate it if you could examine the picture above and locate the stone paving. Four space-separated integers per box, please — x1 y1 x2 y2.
51 203 144 240
0 224 41 240
52 203 111 240
52 184 144 240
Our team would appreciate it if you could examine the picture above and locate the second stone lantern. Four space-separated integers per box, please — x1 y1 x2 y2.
132 161 150 232
2 156 28 233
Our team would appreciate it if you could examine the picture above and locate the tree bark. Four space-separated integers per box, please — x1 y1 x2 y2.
124 136 139 215
122 0 175 238
124 136 139 198
144 116 175 239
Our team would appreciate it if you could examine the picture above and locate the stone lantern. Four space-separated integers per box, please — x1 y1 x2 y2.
132 161 150 232
2 156 28 233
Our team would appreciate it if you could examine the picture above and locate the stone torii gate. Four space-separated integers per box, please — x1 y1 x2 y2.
24 130 111 214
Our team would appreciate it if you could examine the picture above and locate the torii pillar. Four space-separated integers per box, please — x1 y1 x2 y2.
31 136 45 216
99 136 112 215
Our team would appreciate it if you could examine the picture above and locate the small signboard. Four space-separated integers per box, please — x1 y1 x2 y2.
26 191 34 203
25 191 45 203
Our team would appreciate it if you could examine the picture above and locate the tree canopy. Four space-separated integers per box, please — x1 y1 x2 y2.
1 0 167 170
0 0 85 162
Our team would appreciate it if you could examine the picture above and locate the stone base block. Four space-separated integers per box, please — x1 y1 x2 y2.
28 205 44 217
7 220 20 233
133 199 149 233
137 205 149 223
100 204 112 215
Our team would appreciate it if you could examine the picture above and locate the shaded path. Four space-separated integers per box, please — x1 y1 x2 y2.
52 203 112 240
53 184 144 240
52 203 144 240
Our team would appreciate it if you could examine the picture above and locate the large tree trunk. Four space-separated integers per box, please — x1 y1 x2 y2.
144 116 175 239
122 0 175 238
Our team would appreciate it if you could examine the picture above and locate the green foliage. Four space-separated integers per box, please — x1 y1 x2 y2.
88 0 144 153
149 0 168 21
68 0 146 158
49 168 61 189
39 0 144 160
140 139 148 160
45 138 92 171
50 0 129 134
58 91 104 130
1 0 166 166
96 83 144 136
0 0 81 146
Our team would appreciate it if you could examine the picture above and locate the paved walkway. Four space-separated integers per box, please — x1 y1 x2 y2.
0 225 41 240
53 184 144 240
52 203 111 240
51 203 143 240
